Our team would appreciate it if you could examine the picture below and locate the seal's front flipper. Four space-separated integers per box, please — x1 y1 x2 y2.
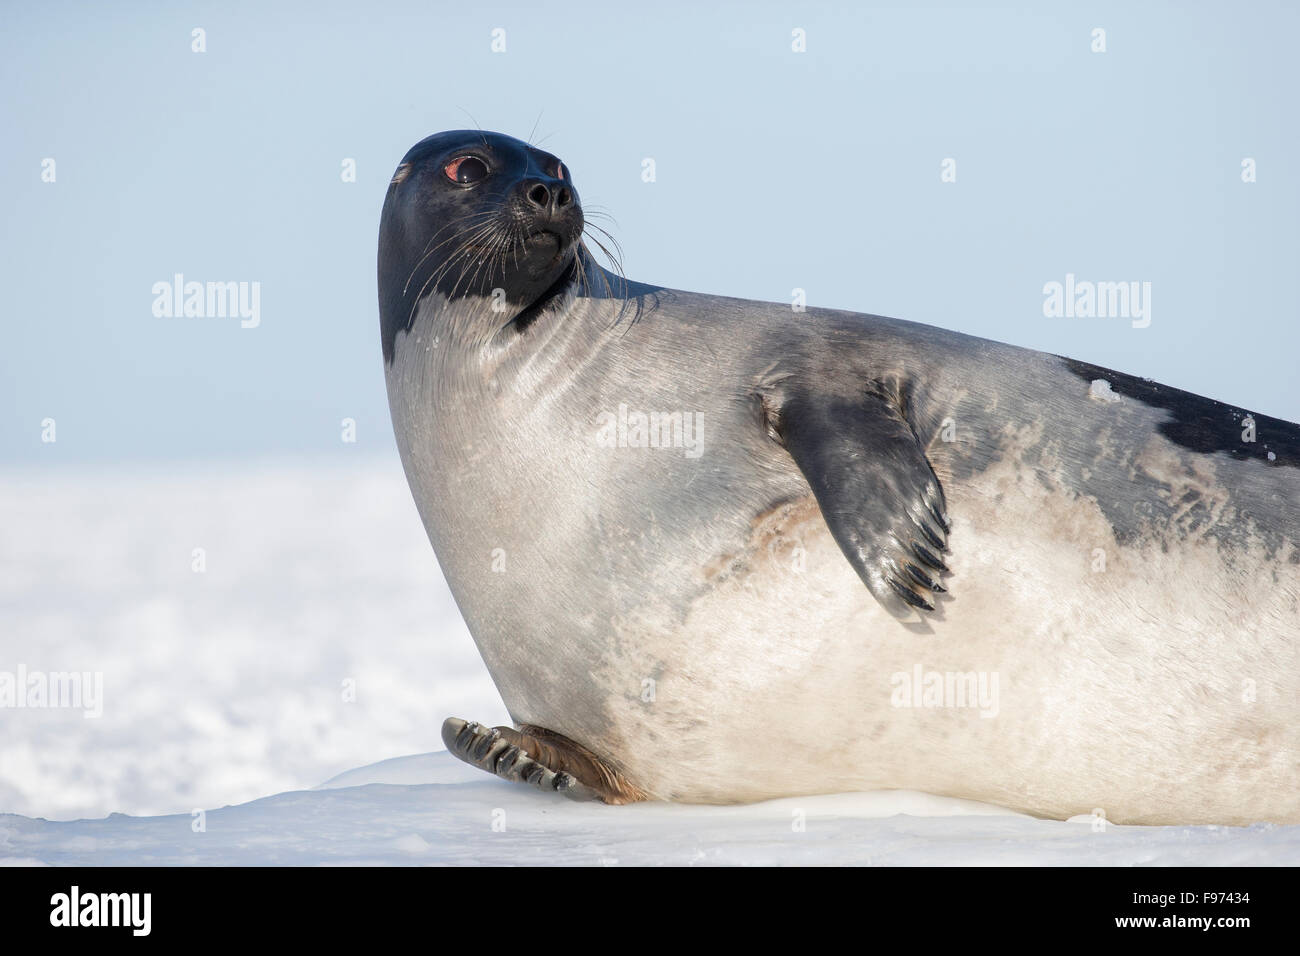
769 384 951 612
441 717 647 805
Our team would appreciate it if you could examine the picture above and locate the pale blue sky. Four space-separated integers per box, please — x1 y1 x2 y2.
3 0 1296 465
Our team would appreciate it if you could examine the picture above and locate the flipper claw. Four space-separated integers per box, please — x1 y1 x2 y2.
441 717 647 804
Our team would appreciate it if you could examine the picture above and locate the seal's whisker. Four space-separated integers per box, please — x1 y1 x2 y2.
408 220 504 321
411 229 494 311
576 224 635 329
455 220 517 300
461 224 513 299
403 212 500 293
573 247 589 297
443 233 492 301
581 228 628 297
423 221 498 290
455 107 489 148
583 221 626 273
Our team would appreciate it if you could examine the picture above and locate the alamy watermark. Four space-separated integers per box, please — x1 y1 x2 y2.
0 665 103 718
151 274 260 328
50 886 150 936
595 404 704 458
1042 273 1151 328
890 663 999 718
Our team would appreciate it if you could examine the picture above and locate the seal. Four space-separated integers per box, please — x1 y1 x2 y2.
380 130 1300 825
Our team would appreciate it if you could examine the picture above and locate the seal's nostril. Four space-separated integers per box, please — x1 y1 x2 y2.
556 186 572 208
528 183 550 208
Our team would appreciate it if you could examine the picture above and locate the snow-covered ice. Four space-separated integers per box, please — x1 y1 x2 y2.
0 459 508 821
2 460 1296 865
4 750 1296 866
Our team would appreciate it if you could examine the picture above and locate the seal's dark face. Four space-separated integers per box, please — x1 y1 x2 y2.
379 130 584 359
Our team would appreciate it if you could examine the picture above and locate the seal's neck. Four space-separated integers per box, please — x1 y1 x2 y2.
394 249 634 401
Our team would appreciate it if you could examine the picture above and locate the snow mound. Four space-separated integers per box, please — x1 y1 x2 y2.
3 751 1295 866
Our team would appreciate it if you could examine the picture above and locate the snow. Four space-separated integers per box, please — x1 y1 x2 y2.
0 459 509 822
2 459 1297 865
1088 378 1123 403
4 750 1296 866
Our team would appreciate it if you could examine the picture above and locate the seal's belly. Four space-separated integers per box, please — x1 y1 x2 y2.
583 456 1300 824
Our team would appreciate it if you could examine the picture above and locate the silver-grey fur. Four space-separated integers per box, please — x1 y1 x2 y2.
386 276 1300 825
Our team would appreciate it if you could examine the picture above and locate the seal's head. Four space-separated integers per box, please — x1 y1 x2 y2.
379 130 586 361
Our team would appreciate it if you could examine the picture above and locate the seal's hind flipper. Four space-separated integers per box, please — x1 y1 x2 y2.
766 383 951 613
441 717 647 804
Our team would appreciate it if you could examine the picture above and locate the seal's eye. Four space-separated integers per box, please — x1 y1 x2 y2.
444 156 488 184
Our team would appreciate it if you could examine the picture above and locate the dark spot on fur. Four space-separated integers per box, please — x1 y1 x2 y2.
1064 358 1300 469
